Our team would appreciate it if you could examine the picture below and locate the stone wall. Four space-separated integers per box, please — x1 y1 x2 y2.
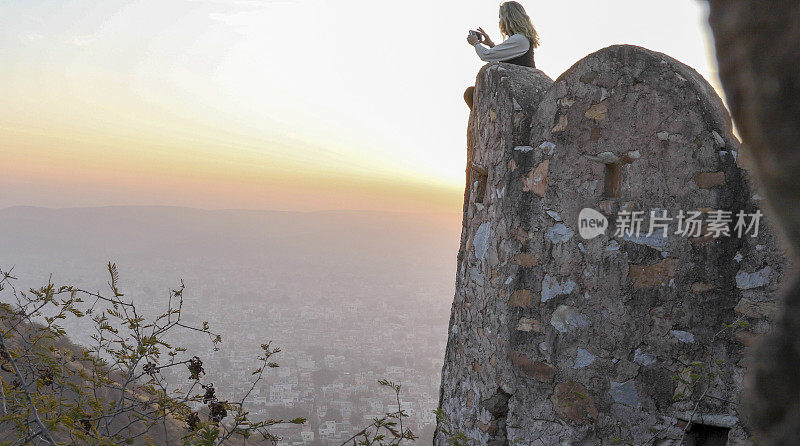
436 45 790 445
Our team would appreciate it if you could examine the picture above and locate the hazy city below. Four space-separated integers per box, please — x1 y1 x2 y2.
0 205 462 444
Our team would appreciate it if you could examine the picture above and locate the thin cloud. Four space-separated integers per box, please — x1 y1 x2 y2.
189 0 298 5
67 35 97 47
205 0 298 33
19 33 44 43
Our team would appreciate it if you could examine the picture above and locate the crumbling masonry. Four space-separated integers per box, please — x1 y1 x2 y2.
436 45 791 445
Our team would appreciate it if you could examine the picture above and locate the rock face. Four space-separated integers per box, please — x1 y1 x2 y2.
436 45 789 445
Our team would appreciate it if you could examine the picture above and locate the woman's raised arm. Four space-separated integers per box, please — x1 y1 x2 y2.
473 34 530 62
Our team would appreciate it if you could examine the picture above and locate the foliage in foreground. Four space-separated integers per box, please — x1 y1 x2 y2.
0 263 455 445
0 264 304 445
339 380 417 446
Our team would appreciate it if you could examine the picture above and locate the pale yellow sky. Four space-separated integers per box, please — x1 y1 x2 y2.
0 0 720 212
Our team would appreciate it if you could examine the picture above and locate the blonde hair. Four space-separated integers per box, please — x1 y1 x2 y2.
499 1 540 48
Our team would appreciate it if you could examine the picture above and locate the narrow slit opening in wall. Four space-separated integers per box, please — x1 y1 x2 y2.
473 171 488 204
603 163 622 198
685 423 730 446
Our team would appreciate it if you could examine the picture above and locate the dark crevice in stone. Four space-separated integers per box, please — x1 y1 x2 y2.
685 423 730 446
603 163 623 198
470 165 489 204
480 388 512 445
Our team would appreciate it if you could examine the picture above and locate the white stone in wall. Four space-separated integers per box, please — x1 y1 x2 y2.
712 130 726 148
573 348 596 368
545 224 574 243
610 380 640 407
550 305 590 333
541 274 577 302
474 222 492 261
736 266 772 289
469 267 485 286
670 330 695 343
546 210 562 222
622 232 668 250
538 141 556 155
634 349 656 366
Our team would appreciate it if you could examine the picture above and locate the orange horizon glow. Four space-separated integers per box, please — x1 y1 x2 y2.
1 0 719 213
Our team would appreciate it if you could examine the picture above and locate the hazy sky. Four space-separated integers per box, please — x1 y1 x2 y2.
0 0 718 212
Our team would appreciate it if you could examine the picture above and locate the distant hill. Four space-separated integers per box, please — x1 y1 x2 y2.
0 206 461 296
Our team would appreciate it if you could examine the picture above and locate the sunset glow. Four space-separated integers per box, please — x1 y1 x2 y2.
1 0 719 212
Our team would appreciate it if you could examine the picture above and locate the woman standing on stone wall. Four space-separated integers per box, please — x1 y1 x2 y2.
464 1 540 108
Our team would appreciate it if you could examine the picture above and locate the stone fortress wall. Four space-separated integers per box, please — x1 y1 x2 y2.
436 45 791 445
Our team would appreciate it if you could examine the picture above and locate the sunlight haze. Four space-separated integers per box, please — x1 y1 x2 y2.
1 0 717 212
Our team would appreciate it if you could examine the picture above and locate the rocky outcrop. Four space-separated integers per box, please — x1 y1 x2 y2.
437 62 554 446
436 45 789 445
